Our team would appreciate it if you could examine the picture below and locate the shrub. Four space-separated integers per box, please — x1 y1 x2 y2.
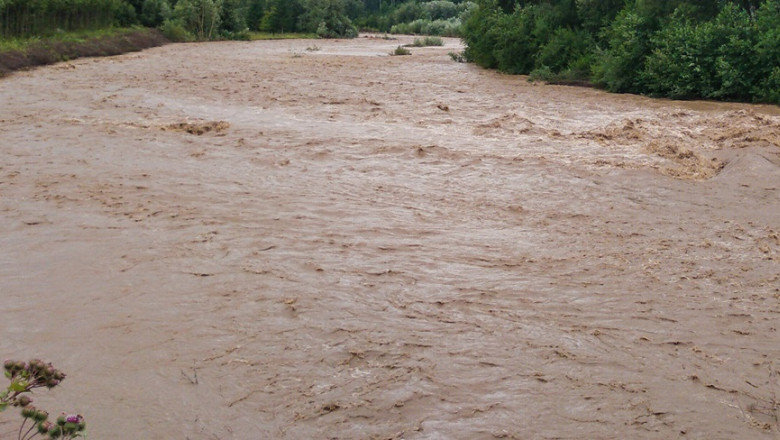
424 1 459 21
173 0 222 40
303 0 358 38
642 4 756 100
461 0 501 68
592 7 651 93
391 45 411 56
492 7 538 74
411 36 444 47
448 50 466 62
752 0 780 103
140 0 173 28
160 19 194 42
535 27 595 74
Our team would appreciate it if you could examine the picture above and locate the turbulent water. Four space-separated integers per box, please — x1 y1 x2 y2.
1 36 780 439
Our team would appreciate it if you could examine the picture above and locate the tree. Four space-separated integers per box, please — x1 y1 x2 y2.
173 0 223 39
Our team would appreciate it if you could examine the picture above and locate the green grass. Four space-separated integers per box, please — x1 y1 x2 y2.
247 32 318 41
0 27 144 52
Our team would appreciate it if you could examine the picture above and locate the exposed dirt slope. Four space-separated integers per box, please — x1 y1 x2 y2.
0 28 168 77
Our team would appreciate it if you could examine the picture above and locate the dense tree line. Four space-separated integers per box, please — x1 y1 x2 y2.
0 0 123 37
1 0 474 40
461 0 780 104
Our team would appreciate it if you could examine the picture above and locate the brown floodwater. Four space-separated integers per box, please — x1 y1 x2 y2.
1 35 779 439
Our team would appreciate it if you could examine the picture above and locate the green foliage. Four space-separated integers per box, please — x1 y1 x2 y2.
411 36 444 46
533 27 594 80
592 7 651 92
391 44 411 55
302 0 358 38
390 17 461 36
642 3 758 100
752 0 780 103
220 0 250 32
0 0 123 38
160 18 194 41
461 0 500 67
140 0 173 27
424 1 459 20
173 0 223 40
260 0 304 33
449 50 465 62
459 0 780 104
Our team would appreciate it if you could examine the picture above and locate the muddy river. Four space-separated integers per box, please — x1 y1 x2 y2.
1 36 779 439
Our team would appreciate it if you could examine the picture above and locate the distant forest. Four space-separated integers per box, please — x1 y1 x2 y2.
0 0 475 40
1 0 777 104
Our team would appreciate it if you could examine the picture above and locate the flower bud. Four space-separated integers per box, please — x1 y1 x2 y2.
3 359 14 371
53 370 66 381
16 395 32 407
33 409 49 422
21 406 36 418
57 414 67 426
48 425 62 438
38 421 53 434
46 378 60 388
63 422 77 434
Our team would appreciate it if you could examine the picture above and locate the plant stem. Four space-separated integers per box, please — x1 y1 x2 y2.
17 417 27 440
21 421 36 440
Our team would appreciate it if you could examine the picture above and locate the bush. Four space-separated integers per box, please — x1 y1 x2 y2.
461 0 501 68
752 0 780 103
642 4 756 100
220 0 250 33
303 0 358 38
449 50 465 62
535 27 595 74
160 19 194 42
173 0 222 40
424 1 459 21
592 7 651 93
492 7 538 74
140 0 172 28
391 17 461 37
391 45 411 56
411 36 444 47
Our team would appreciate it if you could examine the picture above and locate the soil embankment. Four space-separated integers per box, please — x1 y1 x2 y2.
0 28 168 77
1 36 779 439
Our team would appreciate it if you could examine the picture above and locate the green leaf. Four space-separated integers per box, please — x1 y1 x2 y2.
10 379 28 392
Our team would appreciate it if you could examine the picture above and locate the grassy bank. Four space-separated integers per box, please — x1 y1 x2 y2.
0 27 169 77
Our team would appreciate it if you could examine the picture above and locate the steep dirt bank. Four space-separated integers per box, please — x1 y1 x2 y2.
0 28 168 77
1 36 779 439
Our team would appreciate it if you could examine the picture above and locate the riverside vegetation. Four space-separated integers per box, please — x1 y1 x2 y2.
460 0 780 104
0 1 776 124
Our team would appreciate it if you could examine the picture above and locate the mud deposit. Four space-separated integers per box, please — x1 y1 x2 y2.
1 36 780 439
